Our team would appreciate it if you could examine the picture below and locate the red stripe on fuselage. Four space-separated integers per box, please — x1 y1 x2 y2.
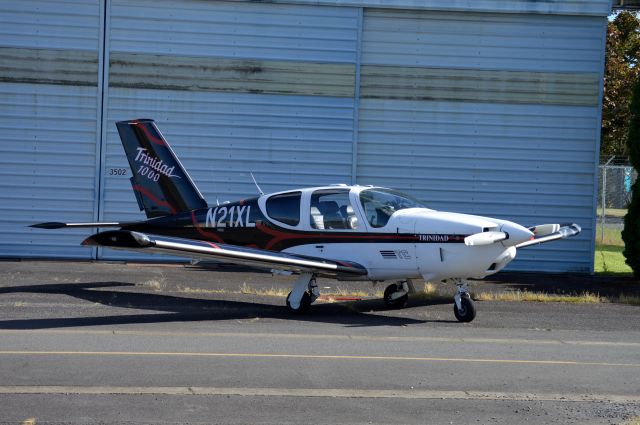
191 211 224 243
256 222 417 250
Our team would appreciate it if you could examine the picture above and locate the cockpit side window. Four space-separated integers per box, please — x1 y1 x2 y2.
359 188 426 228
310 189 358 230
266 191 301 226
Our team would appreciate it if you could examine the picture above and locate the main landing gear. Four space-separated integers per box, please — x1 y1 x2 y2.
383 280 415 309
449 278 476 323
286 273 320 314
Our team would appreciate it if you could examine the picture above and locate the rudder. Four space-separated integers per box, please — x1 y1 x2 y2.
116 119 208 218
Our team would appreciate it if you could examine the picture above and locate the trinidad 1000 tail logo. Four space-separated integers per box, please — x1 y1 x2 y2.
135 147 181 181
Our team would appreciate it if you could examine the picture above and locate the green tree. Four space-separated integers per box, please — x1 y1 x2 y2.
622 77 640 277
602 12 640 157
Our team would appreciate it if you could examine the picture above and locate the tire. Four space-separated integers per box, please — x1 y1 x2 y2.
383 283 408 309
286 291 311 314
453 295 476 323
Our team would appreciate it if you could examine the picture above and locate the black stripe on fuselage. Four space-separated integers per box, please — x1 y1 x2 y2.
123 200 469 252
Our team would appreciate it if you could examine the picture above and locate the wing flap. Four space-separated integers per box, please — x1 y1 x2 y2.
516 223 581 249
83 230 368 278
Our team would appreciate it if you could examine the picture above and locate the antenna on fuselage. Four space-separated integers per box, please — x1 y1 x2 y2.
250 172 264 196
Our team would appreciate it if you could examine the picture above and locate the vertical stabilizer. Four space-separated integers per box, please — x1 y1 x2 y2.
116 119 208 218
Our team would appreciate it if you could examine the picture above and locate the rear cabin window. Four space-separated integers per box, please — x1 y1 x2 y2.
266 192 301 226
310 189 358 230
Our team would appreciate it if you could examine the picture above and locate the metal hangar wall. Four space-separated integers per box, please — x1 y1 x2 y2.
0 0 611 272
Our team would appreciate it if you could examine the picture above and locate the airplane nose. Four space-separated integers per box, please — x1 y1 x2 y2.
500 222 534 247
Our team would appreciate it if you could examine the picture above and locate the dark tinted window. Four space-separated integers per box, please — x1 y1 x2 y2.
266 192 301 226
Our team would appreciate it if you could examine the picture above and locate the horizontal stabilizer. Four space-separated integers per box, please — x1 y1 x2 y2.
516 223 581 249
464 231 508 246
30 221 138 229
83 230 368 279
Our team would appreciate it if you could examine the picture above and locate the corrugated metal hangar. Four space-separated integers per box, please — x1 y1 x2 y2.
0 0 610 272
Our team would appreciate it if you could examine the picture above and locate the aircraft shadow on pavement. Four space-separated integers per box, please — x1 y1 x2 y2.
0 281 455 330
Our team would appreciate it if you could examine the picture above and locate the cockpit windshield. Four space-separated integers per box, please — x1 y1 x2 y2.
359 188 428 228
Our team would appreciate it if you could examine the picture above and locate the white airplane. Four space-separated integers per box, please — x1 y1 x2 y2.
33 119 581 322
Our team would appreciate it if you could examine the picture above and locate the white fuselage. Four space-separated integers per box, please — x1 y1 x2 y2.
266 185 533 282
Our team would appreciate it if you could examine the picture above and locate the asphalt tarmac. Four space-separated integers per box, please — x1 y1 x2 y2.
0 260 639 425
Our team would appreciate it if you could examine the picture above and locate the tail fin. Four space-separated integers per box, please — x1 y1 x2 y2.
116 119 207 218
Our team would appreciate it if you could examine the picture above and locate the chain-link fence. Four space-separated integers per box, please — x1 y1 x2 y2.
597 156 637 244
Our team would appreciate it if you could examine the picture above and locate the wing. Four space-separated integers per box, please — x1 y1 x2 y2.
82 230 368 279
30 221 144 229
516 223 581 249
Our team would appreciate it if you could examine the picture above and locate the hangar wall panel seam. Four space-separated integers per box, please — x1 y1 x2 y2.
588 18 610 275
350 8 364 185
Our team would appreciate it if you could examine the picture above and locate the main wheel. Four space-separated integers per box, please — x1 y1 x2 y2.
286 291 311 314
383 283 408 309
453 294 476 322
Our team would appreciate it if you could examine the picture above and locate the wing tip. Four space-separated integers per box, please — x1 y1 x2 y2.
30 222 66 229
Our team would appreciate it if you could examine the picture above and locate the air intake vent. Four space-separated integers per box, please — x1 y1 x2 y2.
380 250 397 259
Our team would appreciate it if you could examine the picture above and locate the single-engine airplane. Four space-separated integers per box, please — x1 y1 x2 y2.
33 119 581 322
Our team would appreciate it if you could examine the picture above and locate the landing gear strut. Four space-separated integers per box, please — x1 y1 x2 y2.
450 278 476 323
286 273 319 314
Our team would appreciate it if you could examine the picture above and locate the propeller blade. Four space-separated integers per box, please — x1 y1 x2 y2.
464 231 508 246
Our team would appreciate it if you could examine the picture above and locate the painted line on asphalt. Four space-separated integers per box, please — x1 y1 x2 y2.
0 350 638 368
0 329 638 348
0 386 638 404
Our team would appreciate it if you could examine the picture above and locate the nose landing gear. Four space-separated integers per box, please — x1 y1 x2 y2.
451 278 476 323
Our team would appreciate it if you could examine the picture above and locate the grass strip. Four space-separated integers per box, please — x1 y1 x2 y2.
595 244 633 275
174 282 640 306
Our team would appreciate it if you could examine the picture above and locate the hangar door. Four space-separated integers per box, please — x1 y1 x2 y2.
355 9 603 273
2 0 360 261
0 0 104 259
97 0 360 260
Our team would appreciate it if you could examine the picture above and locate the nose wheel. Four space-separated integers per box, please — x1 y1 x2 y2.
453 293 476 322
452 279 476 322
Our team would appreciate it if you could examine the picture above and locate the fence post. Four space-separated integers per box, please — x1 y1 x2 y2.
601 156 615 244
602 166 606 243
